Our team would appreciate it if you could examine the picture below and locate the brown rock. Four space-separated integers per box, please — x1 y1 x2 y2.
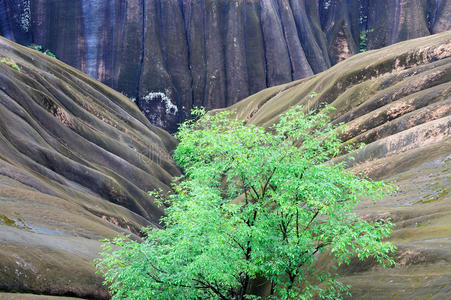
0 36 180 298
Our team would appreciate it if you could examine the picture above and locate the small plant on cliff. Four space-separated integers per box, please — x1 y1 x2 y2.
359 28 374 52
29 44 56 58
0 57 20 71
96 106 396 299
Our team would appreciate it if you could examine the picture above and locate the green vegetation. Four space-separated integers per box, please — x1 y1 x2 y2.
29 44 56 58
359 29 374 52
96 106 396 299
44 49 56 58
309 92 318 98
29 44 42 51
0 57 20 71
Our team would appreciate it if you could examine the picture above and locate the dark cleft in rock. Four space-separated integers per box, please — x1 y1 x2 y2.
0 36 180 299
222 31 451 299
0 0 449 131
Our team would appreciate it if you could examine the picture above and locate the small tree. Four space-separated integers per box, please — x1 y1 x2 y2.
96 106 395 299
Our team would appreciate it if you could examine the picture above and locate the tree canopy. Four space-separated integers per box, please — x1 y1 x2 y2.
96 106 396 299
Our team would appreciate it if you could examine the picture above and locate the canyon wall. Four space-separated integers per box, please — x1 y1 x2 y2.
1 0 449 131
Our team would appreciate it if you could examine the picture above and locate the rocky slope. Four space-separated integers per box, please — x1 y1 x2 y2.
222 31 451 299
0 36 180 298
1 0 450 131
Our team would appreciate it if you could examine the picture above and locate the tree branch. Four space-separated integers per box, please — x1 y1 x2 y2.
193 277 229 300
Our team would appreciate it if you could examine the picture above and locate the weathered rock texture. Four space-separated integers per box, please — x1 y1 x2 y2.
222 31 451 299
0 0 449 131
0 36 180 298
0 294 81 300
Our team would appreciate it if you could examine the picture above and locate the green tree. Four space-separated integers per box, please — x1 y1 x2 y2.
96 106 395 299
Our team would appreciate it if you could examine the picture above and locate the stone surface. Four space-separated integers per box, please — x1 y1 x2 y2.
221 31 451 299
0 0 449 131
0 294 81 300
0 36 180 299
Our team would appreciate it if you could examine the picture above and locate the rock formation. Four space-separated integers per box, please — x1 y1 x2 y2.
0 36 180 298
0 8 450 298
0 0 449 131
222 31 451 299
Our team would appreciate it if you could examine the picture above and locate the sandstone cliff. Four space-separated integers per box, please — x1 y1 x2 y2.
0 36 180 298
1 0 449 131
223 31 451 299
0 13 450 299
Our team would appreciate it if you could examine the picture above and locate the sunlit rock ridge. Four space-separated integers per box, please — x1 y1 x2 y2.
1 0 450 131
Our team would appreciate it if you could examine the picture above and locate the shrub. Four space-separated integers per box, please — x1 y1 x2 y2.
29 44 56 58
96 106 396 299
359 29 374 52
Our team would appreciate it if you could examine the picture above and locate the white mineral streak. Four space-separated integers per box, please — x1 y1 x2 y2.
143 92 178 115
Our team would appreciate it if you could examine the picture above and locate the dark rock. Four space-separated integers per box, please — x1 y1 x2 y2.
0 0 449 131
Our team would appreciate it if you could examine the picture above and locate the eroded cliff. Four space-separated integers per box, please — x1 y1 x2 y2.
0 36 180 298
223 31 451 299
1 0 449 131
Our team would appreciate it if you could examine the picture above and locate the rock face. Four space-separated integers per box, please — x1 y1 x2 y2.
0 0 449 131
0 36 180 298
223 31 451 299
